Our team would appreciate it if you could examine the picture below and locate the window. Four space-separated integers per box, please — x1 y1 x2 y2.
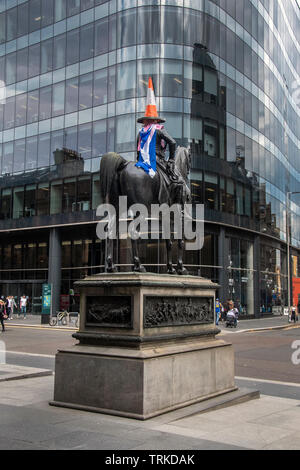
55 0 66 22
17 48 28 82
116 62 136 100
29 0 41 32
50 180 63 214
53 34 66 70
94 18 108 56
38 133 50 168
160 59 182 98
28 43 40 78
2 142 13 174
7 7 17 41
24 184 36 217
14 139 25 173
67 0 80 16
161 6 183 44
226 179 235 214
66 77 79 114
25 135 38 170
13 187 24 219
36 183 49 216
27 90 39 123
204 121 218 157
137 6 160 44
63 178 76 213
65 126 78 153
18 2 29 37
93 69 107 106
6 52 16 85
190 172 203 204
80 23 94 61
204 69 218 104
117 9 136 49
205 173 218 211
78 123 92 159
184 116 202 154
41 0 54 27
67 29 79 65
77 176 91 211
15 95 27 127
116 115 135 153
184 62 203 100
137 59 159 98
81 0 94 11
39 86 52 121
0 12 6 43
0 189 12 219
79 73 93 110
4 96 15 129
92 174 101 209
52 82 65 117
92 120 107 157
41 39 53 74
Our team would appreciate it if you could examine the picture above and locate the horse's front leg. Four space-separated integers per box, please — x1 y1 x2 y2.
177 238 189 275
105 212 118 273
106 238 118 273
166 239 176 274
131 239 146 273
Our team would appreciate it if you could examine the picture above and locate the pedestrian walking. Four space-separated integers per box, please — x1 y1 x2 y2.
6 296 13 320
215 299 223 326
20 295 27 319
291 305 297 323
0 300 6 332
10 296 17 319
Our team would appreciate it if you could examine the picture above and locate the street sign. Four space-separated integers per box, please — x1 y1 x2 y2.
42 284 52 315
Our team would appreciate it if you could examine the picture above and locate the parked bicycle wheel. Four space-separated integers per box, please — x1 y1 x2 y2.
49 317 57 326
61 316 67 326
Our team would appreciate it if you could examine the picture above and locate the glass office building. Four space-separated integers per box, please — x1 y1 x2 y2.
0 0 299 317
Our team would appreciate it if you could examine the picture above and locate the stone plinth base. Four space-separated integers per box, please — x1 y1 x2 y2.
51 339 236 420
51 273 237 419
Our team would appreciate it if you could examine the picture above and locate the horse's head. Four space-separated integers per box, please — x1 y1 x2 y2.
175 146 192 203
175 146 191 182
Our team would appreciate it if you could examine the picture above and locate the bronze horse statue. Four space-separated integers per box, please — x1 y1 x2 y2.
99 146 191 274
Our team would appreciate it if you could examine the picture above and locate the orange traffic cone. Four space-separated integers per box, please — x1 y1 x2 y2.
137 77 165 123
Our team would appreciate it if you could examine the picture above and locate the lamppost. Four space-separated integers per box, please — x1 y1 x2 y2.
286 191 300 317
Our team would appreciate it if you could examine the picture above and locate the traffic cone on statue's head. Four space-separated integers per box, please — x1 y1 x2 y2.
137 77 165 124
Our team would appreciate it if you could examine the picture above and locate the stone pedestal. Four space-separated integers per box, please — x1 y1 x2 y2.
51 273 236 420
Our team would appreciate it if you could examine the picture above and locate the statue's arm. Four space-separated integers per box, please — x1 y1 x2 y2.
160 129 176 159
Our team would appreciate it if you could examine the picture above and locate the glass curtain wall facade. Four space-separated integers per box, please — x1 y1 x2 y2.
0 0 299 316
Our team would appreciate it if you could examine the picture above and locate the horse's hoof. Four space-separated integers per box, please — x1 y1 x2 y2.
106 265 118 273
167 264 176 275
106 259 118 273
177 265 189 276
133 265 147 273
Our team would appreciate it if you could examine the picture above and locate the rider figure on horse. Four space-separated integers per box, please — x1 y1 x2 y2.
136 77 183 192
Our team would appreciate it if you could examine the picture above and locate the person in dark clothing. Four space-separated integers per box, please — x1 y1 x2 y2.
0 300 5 332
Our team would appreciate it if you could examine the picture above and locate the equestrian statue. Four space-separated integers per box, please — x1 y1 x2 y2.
100 77 191 274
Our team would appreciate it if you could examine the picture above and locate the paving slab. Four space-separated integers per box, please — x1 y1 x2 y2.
0 364 53 382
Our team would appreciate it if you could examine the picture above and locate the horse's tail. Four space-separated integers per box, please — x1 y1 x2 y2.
100 152 127 202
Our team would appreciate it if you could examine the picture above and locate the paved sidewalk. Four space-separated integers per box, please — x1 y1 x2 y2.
6 313 298 333
6 314 78 329
0 374 299 450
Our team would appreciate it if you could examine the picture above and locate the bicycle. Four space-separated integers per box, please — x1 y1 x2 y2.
49 310 68 326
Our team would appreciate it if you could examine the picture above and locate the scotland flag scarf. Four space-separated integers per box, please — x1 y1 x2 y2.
136 124 158 178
